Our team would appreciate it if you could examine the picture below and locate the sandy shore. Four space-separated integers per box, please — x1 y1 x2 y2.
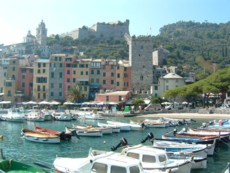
136 113 230 120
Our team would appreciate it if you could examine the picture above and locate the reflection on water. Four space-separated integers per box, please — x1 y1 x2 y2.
0 118 229 173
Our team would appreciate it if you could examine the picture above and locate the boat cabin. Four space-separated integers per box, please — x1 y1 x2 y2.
91 153 143 173
123 146 169 169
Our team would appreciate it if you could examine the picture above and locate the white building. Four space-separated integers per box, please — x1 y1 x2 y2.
151 73 185 97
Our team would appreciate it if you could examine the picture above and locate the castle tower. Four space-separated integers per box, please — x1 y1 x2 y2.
125 34 153 94
36 20 47 45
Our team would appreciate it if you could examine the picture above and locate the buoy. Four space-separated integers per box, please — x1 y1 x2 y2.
103 141 106 144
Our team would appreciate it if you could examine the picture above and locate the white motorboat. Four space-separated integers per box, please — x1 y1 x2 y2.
97 122 121 133
66 127 103 137
120 144 192 173
26 110 46 122
52 108 73 121
2 107 26 122
72 124 112 135
53 148 174 173
107 120 132 131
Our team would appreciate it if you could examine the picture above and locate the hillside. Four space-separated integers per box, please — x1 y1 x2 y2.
153 21 230 79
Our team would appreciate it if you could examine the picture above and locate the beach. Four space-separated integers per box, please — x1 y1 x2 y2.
137 112 230 119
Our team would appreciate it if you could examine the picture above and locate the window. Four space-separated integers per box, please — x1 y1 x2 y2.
117 73 120 78
117 82 120 86
91 163 107 173
67 70 70 74
91 70 94 75
97 70 100 75
154 86 158 90
111 80 114 85
103 72 106 77
111 72 114 77
22 83 25 87
43 69 46 73
142 155 156 163
85 71 88 75
129 166 140 173
106 96 109 102
51 83 54 88
67 78 70 83
51 72 54 78
7 91 11 96
59 83 62 88
91 78 94 83
103 80 106 84
37 69 41 73
59 92 62 96
80 71 83 75
111 166 126 173
37 85 40 91
159 154 167 162
43 63 46 67
50 92 54 96
43 86 45 91
59 72 62 78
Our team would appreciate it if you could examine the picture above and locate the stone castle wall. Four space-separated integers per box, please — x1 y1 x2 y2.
65 20 130 40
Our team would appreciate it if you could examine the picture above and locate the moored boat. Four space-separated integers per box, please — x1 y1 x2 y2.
0 159 50 173
66 126 103 137
35 126 72 141
21 128 61 144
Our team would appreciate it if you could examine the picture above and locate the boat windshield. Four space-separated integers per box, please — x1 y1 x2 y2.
129 166 140 173
111 165 127 173
91 163 107 173
142 155 156 163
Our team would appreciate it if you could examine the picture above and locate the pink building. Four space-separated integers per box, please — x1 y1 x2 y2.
63 56 77 99
95 91 132 104
101 60 117 91
17 67 33 101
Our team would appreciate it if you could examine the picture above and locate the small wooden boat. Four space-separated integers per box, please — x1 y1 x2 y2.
66 127 103 137
0 159 49 173
21 128 61 144
72 124 112 134
35 126 72 141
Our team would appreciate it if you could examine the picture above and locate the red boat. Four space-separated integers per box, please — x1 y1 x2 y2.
35 126 72 141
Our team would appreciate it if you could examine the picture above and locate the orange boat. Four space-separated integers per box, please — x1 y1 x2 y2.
35 126 72 141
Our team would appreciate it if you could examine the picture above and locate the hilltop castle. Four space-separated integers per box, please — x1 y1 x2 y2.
63 19 130 40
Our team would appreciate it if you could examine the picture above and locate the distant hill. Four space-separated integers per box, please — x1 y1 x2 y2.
153 21 230 79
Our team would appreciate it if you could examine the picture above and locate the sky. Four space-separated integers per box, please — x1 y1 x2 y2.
0 0 230 45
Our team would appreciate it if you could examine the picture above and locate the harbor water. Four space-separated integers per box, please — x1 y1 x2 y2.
0 117 229 173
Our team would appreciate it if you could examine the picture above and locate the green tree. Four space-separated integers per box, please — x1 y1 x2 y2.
67 85 83 102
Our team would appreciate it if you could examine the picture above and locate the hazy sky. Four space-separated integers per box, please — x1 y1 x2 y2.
0 0 230 45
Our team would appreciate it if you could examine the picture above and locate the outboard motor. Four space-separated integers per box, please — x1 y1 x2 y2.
141 123 145 129
71 130 80 140
173 129 177 136
111 137 128 151
141 132 154 144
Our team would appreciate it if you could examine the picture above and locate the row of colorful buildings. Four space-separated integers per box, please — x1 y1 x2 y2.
0 54 133 103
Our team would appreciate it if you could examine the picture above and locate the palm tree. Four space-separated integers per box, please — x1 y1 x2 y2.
67 85 83 103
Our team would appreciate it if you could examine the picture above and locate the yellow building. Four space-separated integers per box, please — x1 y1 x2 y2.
72 59 90 100
0 58 19 103
33 59 50 101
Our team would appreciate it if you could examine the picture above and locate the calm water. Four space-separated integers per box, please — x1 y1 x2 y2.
0 117 229 173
